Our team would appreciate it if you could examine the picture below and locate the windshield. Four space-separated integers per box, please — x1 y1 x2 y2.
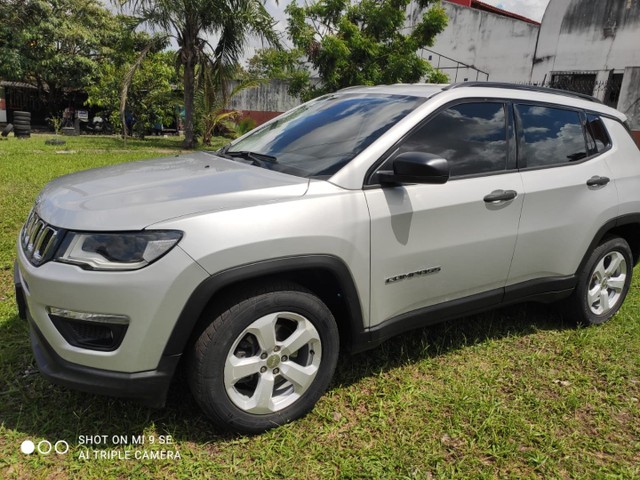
222 93 425 178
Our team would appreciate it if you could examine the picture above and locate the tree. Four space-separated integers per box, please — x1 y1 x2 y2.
252 0 448 100
247 47 312 98
82 20 179 139
0 0 121 114
123 0 281 148
86 50 179 137
196 66 263 145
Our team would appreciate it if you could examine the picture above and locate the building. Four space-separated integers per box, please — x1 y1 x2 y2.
0 85 6 124
409 0 540 83
231 0 544 123
530 0 640 143
418 0 640 140
234 0 640 142
531 0 639 90
0 81 48 126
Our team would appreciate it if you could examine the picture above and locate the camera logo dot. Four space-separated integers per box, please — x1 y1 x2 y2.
55 440 70 454
20 440 35 455
20 439 69 455
38 441 52 455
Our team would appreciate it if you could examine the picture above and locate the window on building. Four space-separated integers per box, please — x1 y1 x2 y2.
516 105 587 167
550 73 597 97
604 73 624 109
393 102 508 177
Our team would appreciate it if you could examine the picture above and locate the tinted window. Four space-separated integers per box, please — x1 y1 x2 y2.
516 105 587 167
394 102 507 177
226 93 425 178
585 117 598 156
586 114 611 153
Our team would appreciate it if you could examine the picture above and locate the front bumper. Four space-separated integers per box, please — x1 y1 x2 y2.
29 315 179 408
14 241 208 372
15 262 180 407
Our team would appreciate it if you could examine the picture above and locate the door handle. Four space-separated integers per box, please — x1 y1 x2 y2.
586 176 610 187
483 189 517 203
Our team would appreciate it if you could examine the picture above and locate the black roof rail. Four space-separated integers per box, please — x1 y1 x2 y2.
444 82 603 104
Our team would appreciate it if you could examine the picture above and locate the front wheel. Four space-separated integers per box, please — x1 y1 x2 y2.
188 283 339 433
565 237 633 325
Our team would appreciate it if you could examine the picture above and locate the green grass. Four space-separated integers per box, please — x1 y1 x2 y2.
1 134 639 479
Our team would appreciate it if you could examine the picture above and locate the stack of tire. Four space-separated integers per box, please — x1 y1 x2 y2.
13 111 31 138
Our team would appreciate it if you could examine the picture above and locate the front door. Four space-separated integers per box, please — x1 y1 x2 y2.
364 101 523 328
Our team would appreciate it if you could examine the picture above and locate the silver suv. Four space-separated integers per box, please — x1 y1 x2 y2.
15 83 640 433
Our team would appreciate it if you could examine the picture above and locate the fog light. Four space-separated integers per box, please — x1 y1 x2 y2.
47 307 129 351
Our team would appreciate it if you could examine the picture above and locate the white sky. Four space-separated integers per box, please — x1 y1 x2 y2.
487 0 551 21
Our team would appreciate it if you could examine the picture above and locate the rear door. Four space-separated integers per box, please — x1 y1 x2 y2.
507 105 619 286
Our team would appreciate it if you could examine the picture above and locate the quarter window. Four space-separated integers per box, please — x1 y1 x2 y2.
516 105 587 167
393 102 508 177
586 114 611 153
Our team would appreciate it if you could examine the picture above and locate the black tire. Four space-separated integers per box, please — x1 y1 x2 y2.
13 121 30 128
13 111 31 119
14 130 31 138
565 237 633 325
188 282 339 433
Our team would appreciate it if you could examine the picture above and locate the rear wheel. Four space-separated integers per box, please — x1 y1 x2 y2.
188 283 339 433
565 237 633 325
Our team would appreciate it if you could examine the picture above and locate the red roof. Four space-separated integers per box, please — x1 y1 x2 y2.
446 0 541 26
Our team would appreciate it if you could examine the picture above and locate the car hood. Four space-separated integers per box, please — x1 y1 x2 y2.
35 152 310 231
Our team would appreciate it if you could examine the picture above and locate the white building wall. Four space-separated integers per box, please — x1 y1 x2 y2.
531 0 640 83
619 67 640 130
409 1 540 82
228 79 303 113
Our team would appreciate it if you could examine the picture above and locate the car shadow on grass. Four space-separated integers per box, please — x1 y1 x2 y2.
0 301 575 445
332 302 576 389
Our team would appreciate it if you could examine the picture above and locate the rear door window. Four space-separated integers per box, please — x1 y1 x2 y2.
515 105 587 168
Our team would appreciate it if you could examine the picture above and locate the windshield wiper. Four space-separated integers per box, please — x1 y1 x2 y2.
221 150 278 168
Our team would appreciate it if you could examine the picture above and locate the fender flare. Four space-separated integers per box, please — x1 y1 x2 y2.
161 254 367 357
576 213 640 275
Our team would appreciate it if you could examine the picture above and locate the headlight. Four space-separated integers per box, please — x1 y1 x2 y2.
55 231 182 271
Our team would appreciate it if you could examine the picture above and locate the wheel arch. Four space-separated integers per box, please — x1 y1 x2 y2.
607 222 640 266
578 214 640 275
162 255 368 359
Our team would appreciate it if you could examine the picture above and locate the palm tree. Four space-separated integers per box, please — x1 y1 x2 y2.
198 69 263 145
122 0 280 148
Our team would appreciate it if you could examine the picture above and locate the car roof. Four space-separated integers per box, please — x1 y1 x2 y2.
336 82 625 121
336 84 446 98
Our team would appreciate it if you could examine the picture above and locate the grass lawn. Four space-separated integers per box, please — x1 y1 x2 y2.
1 134 639 479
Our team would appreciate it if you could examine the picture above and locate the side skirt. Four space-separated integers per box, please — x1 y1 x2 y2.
352 275 576 353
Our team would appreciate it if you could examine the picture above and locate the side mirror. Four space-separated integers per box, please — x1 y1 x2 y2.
378 152 450 185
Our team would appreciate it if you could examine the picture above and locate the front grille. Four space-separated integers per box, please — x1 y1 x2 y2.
20 210 62 266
